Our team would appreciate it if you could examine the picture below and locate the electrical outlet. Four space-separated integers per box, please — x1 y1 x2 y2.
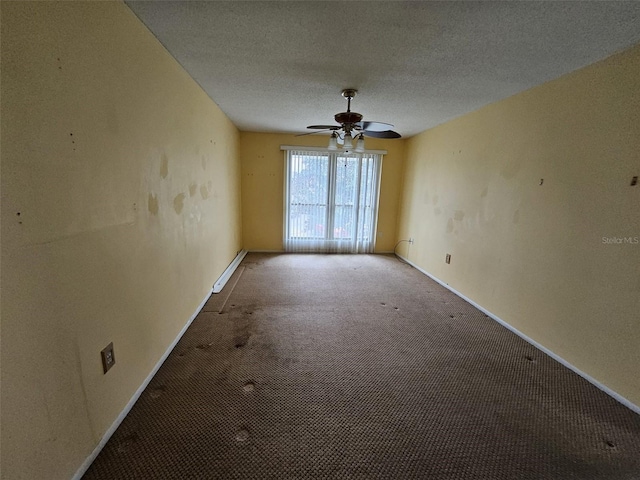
101 342 116 374
445 254 451 264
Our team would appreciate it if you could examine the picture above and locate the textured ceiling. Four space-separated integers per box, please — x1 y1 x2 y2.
126 1 640 138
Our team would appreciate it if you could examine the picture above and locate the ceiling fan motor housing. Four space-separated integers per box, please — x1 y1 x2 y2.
335 111 363 126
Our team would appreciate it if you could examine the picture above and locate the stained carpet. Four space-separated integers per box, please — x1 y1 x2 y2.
84 253 640 479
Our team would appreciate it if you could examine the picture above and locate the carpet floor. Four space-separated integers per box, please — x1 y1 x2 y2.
84 253 640 479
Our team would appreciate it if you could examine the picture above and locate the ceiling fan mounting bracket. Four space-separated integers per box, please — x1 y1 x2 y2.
341 89 358 100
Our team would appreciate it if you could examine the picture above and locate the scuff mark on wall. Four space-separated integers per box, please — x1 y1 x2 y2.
454 210 465 221
160 153 169 179
200 185 209 200
189 183 198 197
173 193 186 214
148 193 159 215
73 339 97 441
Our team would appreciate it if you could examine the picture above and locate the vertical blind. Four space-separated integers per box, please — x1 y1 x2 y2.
283 148 383 253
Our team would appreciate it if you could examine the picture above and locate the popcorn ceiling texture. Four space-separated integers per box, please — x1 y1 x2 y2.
84 253 640 479
126 1 640 137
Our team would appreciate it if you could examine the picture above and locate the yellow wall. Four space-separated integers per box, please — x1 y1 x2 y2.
240 132 405 252
2 1 637 477
397 44 640 406
1 3 242 479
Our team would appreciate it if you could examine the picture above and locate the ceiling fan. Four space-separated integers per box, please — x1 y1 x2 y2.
301 89 401 152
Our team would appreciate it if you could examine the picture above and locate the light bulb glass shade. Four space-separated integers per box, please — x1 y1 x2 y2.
328 132 338 151
343 133 353 149
355 134 365 153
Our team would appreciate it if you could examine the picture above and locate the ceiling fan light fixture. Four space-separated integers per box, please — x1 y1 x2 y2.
328 132 338 150
355 134 365 153
343 132 353 149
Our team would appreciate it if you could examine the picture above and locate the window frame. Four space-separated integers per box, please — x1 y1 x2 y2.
281 145 386 253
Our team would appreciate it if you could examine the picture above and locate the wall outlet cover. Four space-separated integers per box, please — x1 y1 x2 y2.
101 342 116 374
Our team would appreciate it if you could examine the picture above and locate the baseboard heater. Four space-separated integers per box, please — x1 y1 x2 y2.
213 249 248 293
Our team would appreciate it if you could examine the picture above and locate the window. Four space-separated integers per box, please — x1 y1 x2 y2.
283 147 383 253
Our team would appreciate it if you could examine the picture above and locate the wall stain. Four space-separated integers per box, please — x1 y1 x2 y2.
434 208 442 216
173 193 186 214
148 193 159 215
454 210 465 221
446 218 454 233
189 183 198 197
481 187 488 198
160 153 169 179
513 209 520 224
200 185 210 200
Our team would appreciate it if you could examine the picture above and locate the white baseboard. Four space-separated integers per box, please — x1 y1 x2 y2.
213 249 248 293
72 290 212 480
396 253 640 416
250 250 394 254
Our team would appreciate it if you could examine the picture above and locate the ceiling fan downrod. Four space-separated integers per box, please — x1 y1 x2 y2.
335 89 362 131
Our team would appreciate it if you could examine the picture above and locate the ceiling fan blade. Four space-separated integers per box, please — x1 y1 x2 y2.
356 121 394 132
296 129 333 137
306 125 340 130
362 130 402 139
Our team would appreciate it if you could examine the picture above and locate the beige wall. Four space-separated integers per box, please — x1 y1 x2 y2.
1 3 241 479
397 44 640 406
240 132 405 252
